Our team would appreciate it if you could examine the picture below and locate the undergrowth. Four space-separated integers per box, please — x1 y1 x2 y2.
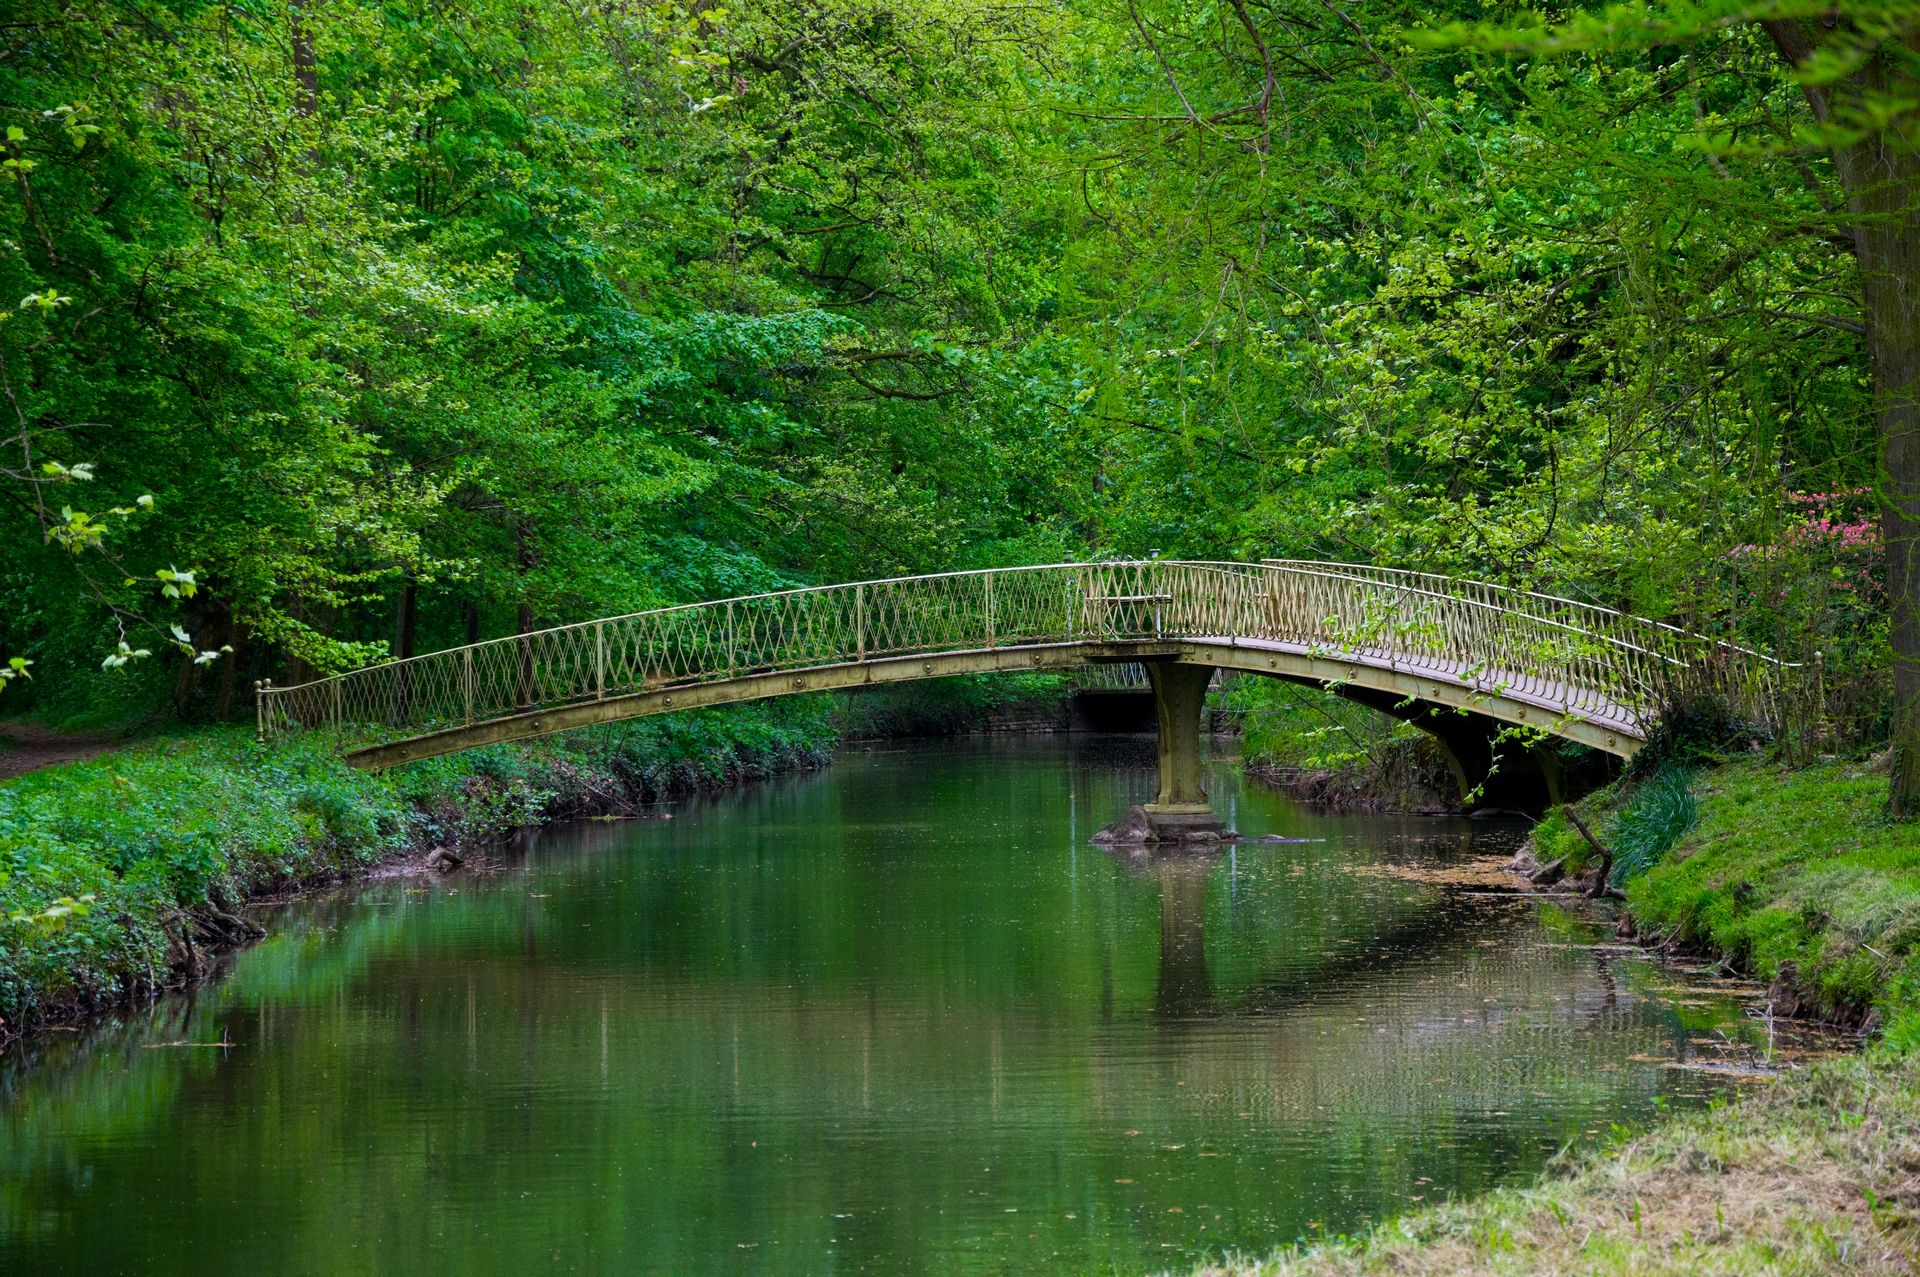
1606 764 1699 886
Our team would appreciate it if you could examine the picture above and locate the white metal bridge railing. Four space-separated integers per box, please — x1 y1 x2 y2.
255 560 1796 746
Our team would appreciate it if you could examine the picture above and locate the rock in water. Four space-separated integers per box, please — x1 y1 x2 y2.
1526 856 1567 886
425 847 463 873
1091 805 1155 846
1091 805 1244 846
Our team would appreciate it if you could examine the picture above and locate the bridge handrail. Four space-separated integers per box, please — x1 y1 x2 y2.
255 559 1792 745
1257 559 1795 667
1238 561 1679 666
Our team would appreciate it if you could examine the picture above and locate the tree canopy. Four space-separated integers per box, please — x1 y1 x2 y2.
3 0 1914 799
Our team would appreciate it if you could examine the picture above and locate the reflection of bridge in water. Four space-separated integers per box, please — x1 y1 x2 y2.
246 847 1717 1125
1103 841 1554 1022
259 560 1794 819
1093 834 1728 1120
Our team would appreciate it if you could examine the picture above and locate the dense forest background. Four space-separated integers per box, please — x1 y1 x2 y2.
2 2 1913 789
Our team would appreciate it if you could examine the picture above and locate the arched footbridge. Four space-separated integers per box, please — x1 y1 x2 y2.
257 560 1795 822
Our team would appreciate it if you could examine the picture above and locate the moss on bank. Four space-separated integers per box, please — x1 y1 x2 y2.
0 701 837 1035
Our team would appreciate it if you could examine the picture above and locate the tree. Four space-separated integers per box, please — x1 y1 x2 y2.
1434 2 1919 812
0 0 1084 715
1031 0 1900 781
1759 9 1919 811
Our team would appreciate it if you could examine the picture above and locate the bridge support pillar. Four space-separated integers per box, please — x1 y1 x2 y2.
1143 661 1224 837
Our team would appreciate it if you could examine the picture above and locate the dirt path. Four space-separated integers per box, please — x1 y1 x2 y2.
0 722 115 780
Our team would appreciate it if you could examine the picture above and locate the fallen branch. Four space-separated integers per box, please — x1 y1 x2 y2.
1562 804 1624 899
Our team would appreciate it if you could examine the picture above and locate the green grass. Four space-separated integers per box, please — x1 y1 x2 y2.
1628 758 1920 1031
0 702 838 1033
1532 757 1920 1027
1607 764 1699 885
1530 763 1699 888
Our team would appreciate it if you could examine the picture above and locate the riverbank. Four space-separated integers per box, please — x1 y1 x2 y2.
0 673 1087 1041
1242 752 1457 814
1190 1044 1920 1275
1535 755 1919 1035
0 702 840 1040
1189 755 1920 1275
1228 680 1461 813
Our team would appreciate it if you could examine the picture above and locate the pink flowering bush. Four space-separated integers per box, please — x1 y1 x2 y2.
1730 489 1889 751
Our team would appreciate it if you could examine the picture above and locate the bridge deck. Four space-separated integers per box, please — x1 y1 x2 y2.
1188 635 1647 740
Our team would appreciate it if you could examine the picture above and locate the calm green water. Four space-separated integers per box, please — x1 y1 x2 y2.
2 738 1788 1275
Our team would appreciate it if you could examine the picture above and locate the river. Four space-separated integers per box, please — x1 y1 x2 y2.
0 737 1797 1275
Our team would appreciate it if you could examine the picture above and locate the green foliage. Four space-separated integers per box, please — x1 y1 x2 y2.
1 0 1091 707
0 0 1900 765
1527 765 1696 886
1235 681 1423 774
1526 803 1595 874
0 0 1908 1003
1606 764 1699 887
838 672 1069 736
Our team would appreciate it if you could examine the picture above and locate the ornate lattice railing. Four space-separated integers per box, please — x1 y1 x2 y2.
1066 663 1152 691
256 560 1796 747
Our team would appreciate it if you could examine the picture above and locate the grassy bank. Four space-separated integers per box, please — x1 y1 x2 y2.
0 672 1085 1039
0 702 838 1036
1191 1046 1920 1275
1186 757 1920 1275
1534 756 1920 1036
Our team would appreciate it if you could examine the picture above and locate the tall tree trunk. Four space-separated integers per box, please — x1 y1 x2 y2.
1764 18 1920 815
289 0 319 117
215 605 241 722
171 641 199 717
1862 215 1920 814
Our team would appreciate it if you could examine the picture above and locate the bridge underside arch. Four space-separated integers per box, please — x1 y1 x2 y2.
346 638 1644 801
